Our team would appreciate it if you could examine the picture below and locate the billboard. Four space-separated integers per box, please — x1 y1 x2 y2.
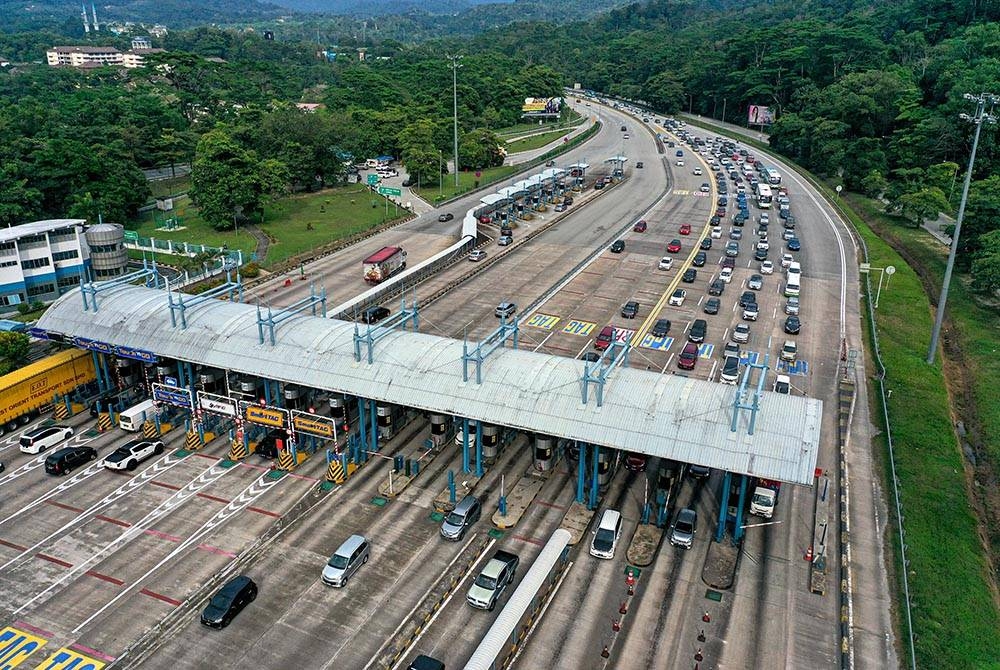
522 97 562 116
748 105 775 126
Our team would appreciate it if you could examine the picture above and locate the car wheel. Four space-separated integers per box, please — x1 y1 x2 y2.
362 555 368 564
489 600 496 611
64 466 72 475
89 452 97 461
249 590 257 602
155 443 164 455
127 460 137 471
222 616 231 628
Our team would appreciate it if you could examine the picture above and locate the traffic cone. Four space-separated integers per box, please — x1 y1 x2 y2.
612 619 621 632
702 611 711 623
619 601 628 615
628 583 635 596
695 648 704 662
601 645 610 658
804 546 814 562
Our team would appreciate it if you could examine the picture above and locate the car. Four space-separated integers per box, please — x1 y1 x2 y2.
688 318 707 343
621 301 639 319
591 509 623 559
732 323 751 344
495 302 516 319
720 355 741 384
715 206 726 218
580 351 601 363
761 260 774 274
756 239 770 251
623 133 630 139
781 253 794 268
201 575 257 629
438 212 454 222
699 237 712 250
754 248 769 261
497 235 513 246
787 237 801 251
708 279 725 296
667 239 683 253
103 440 164 471
467 550 520 610
658 256 673 271
723 341 741 359
742 302 759 321
594 181 605 190
362 306 390 325
785 296 800 315
553 203 566 212
717 196 728 207
721 256 736 269
780 340 798 361
782 228 796 241
675 159 685 166
692 251 707 267
692 166 703 175
677 342 699 370
784 214 797 228
729 228 743 241
668 289 687 306
679 224 692 236
651 318 671 337
682 268 697 283
748 274 763 290
676 150 684 157
636 161 644 168
703 297 721 314
44 446 97 476
774 374 791 394
711 226 723 239
784 315 801 334
733 214 746 227
468 249 487 262
725 241 739 257
610 240 625 253
688 464 711 479
759 213 770 225
322 534 370 587
19 425 74 454
624 453 648 472
709 215 721 226
670 508 697 549
633 220 647 232
700 183 711 193
563 196 574 205
500 226 513 237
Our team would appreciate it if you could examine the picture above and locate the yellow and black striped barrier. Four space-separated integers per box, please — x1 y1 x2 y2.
185 430 201 451
228 439 248 461
97 412 113 432
142 420 158 439
277 448 295 471
325 459 345 484
54 402 70 420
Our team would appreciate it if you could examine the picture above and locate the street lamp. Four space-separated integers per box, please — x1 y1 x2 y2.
439 150 443 197
927 92 998 364
447 54 462 188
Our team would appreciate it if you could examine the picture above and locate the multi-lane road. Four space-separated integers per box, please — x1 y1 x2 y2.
0 99 894 670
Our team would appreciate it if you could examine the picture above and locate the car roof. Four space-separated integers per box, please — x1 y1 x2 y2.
218 574 254 596
677 507 697 522
598 509 621 529
334 534 367 556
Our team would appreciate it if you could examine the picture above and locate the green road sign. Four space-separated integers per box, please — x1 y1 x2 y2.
378 186 402 197
124 231 139 242
367 174 379 186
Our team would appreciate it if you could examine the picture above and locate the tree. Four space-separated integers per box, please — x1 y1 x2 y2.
0 332 30 369
459 128 505 171
640 72 685 113
860 170 889 199
191 127 277 230
896 187 950 227
398 119 440 187
970 229 1000 294
0 165 42 227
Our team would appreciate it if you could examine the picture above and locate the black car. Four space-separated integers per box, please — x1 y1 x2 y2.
201 575 257 629
621 301 639 319
44 446 97 476
682 268 697 283
709 215 721 226
692 252 707 267
254 429 288 459
689 464 710 479
610 240 625 253
409 656 446 670
636 161 644 168
580 351 601 363
362 306 390 324
688 318 707 343
699 237 712 250
703 297 721 315
651 318 671 338
739 290 756 308
708 279 725 296
783 215 797 229
437 212 454 222
784 315 802 334
754 248 769 261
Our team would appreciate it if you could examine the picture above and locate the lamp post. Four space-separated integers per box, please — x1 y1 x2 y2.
439 150 443 197
927 92 998 364
447 54 462 188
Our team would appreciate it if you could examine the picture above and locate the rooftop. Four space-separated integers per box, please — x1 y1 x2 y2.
0 219 86 243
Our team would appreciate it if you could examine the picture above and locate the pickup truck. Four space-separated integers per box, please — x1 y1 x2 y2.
467 550 520 611
749 478 781 518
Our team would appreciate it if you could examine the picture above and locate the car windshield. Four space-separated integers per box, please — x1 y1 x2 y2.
593 528 615 552
474 574 498 590
209 594 231 609
752 492 772 505
445 512 465 526
328 554 349 569
675 521 693 534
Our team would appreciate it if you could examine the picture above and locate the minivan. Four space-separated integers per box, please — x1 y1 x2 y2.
44 445 97 475
590 509 622 559
20 425 74 454
441 495 481 541
119 398 155 432
495 302 516 319
670 508 697 549
362 306 391 324
322 534 370 587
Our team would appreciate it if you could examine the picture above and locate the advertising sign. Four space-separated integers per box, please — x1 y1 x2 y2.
521 97 562 116
245 404 287 429
748 105 775 125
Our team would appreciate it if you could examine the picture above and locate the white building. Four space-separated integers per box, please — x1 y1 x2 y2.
0 220 91 311
46 45 165 69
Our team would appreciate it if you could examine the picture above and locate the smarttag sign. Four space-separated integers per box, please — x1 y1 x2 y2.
245 405 287 429
292 412 336 439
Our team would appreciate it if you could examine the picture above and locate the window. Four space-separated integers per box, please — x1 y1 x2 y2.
21 257 51 270
0 241 14 252
49 228 77 242
52 250 79 262
57 276 80 289
27 283 54 297
89 243 121 253
0 260 17 268
0 293 24 306
17 234 47 249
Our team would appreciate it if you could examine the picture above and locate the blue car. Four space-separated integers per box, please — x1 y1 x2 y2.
787 237 801 251
676 150 684 157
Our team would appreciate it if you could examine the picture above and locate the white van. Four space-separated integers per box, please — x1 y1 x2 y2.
590 509 622 559
787 261 801 277
784 274 801 297
119 399 155 432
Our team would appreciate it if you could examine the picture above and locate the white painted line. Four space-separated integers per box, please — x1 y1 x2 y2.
663 354 674 373
534 332 554 353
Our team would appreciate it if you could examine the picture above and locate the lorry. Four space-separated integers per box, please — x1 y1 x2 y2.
362 246 407 284
0 349 97 434
749 478 781 518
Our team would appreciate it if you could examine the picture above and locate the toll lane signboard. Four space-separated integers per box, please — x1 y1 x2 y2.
561 320 595 337
526 313 560 330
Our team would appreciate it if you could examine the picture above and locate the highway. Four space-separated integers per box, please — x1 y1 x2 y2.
0 98 879 670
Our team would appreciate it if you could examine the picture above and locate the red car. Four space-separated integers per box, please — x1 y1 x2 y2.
666 239 682 253
679 223 692 235
625 453 647 472
715 207 726 218
633 220 647 232
478 214 492 224
677 342 699 370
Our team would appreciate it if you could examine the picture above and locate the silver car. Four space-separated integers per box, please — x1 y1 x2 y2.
670 508 697 549
785 296 800 315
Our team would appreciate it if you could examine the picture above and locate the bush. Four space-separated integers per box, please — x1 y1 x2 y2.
241 262 261 278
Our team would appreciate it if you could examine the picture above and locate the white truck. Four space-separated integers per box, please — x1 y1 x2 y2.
362 246 407 284
749 478 781 518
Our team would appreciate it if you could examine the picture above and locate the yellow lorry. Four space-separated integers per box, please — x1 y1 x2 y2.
0 349 96 433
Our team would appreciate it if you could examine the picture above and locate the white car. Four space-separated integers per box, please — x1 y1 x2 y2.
668 289 687 306
719 267 734 283
759 213 770 225
780 340 798 361
19 425 74 454
103 440 164 471
732 323 751 343
468 250 487 262
711 226 723 239
773 374 791 394
760 260 774 274
693 167 703 175
781 253 794 268
756 240 769 251
658 256 673 271
676 159 685 166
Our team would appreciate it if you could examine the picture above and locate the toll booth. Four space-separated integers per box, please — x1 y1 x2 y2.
376 403 407 440
533 434 556 472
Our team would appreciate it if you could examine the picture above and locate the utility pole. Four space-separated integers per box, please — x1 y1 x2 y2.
927 92 998 364
447 54 462 188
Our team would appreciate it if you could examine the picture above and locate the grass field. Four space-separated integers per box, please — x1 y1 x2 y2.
844 196 1000 669
131 184 404 267
506 129 572 153
414 165 520 204
493 109 583 138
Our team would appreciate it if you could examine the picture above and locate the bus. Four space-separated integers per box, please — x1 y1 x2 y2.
763 167 782 185
757 183 773 208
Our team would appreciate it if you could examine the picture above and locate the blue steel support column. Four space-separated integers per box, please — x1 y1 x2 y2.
588 444 600 510
95 351 110 392
263 380 272 406
474 421 483 477
448 470 456 503
461 418 471 474
715 471 732 543
358 401 368 463
575 442 586 503
733 474 750 544
369 399 378 453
